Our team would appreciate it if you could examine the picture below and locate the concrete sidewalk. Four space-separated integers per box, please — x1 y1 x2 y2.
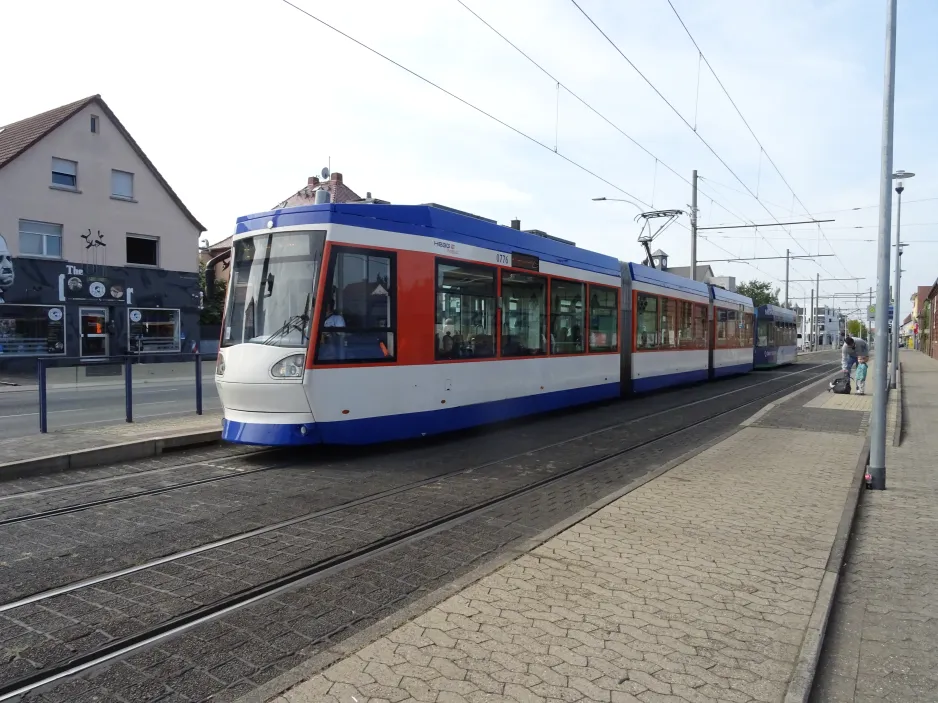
0 411 222 478
267 370 886 702
811 349 938 702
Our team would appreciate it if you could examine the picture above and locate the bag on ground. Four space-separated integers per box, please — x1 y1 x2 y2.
830 375 851 394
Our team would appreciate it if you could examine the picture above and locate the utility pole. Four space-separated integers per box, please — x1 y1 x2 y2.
690 169 698 282
817 273 821 347
870 0 899 491
810 289 815 351
785 249 790 308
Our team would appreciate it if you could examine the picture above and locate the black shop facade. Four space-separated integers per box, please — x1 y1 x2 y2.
0 255 201 376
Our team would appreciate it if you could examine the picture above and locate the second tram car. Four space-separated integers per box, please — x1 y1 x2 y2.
213 203 758 446
754 304 798 368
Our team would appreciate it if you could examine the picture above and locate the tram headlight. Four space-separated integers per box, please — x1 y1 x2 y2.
215 352 226 377
270 354 306 379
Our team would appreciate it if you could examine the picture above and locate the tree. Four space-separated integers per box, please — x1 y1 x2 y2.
198 261 227 325
846 319 868 340
736 280 780 307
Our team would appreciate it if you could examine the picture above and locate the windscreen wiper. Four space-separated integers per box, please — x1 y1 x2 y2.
262 314 309 346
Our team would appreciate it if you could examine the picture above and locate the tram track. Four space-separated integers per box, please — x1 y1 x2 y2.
0 360 835 528
0 359 841 702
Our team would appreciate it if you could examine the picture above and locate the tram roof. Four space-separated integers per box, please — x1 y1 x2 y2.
627 262 710 298
756 304 796 321
234 203 621 277
711 286 754 308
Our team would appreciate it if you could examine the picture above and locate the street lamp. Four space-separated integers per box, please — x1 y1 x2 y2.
889 170 914 389
592 196 645 212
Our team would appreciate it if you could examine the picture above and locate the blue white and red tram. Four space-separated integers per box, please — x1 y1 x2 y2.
213 203 758 446
754 304 798 369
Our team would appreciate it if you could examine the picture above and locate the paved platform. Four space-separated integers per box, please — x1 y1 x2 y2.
0 411 222 477
811 350 938 702
269 369 886 703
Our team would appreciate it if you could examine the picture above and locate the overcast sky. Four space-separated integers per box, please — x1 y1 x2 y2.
3 0 936 321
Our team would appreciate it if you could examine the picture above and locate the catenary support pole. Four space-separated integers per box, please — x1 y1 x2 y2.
690 169 698 282
870 0 898 491
817 274 821 347
785 249 790 307
810 290 815 351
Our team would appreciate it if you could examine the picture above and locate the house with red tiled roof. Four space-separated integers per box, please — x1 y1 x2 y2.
0 94 205 369
274 172 387 209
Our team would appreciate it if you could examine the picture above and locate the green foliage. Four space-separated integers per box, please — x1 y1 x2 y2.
736 280 780 307
198 260 227 325
846 319 869 340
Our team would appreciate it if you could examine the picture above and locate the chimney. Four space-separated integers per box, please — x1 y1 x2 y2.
307 176 320 187
510 218 520 230
331 172 343 184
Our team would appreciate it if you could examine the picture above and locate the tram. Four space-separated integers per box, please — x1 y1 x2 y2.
211 203 756 446
754 304 798 369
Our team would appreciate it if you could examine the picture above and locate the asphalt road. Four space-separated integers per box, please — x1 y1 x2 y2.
0 378 220 439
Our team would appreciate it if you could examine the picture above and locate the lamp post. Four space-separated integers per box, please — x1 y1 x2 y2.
890 170 913 389
868 0 899 491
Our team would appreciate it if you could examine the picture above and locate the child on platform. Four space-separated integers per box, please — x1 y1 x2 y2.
855 356 868 395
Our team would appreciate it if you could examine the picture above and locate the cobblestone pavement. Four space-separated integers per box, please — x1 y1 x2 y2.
811 350 938 703
275 421 864 703
13 362 845 702
0 363 840 607
0 411 223 466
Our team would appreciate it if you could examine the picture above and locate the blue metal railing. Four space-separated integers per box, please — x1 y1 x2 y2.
36 353 210 433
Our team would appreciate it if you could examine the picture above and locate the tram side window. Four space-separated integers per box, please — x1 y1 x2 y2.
694 303 709 347
758 319 771 347
677 301 693 349
636 293 658 349
660 297 677 349
726 310 739 346
742 312 754 346
436 261 496 360
316 248 395 363
588 285 618 352
501 271 547 357
716 308 728 344
550 279 585 354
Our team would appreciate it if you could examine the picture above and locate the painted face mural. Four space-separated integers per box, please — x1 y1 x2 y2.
0 234 13 303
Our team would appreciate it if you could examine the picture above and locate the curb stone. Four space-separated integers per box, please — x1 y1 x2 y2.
782 434 872 703
0 429 222 481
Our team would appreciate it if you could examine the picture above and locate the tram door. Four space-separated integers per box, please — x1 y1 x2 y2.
80 307 109 358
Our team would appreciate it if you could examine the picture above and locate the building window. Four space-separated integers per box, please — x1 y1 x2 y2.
19 220 63 258
316 247 395 363
0 305 66 356
51 157 77 189
636 293 658 349
111 170 134 199
588 285 618 352
91 115 99 133
550 279 585 354
129 308 180 352
435 260 496 360
501 271 547 357
126 234 159 267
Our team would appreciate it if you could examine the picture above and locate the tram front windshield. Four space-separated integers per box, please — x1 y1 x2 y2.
222 230 326 348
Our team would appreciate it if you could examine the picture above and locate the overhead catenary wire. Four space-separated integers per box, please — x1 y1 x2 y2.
453 0 747 227
568 0 822 265
662 0 858 287
277 0 649 207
